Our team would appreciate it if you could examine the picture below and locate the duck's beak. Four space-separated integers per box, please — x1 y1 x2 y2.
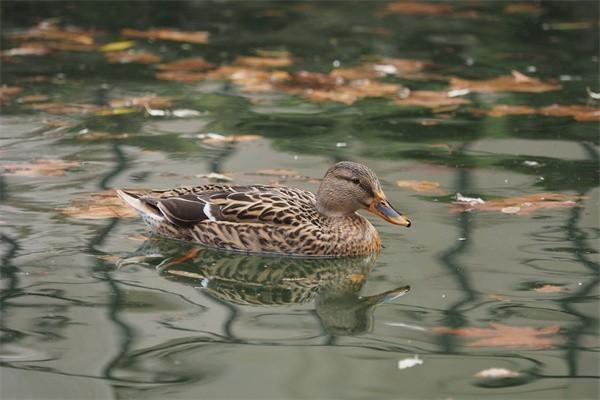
368 191 411 227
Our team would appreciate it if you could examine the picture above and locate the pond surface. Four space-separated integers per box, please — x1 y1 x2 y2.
1 1 599 399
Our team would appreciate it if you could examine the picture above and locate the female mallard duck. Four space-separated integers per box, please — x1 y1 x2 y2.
117 161 411 257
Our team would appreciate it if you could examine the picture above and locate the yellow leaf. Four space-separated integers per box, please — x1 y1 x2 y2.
100 41 135 52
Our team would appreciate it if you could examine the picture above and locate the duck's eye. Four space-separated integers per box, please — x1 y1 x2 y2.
351 177 360 185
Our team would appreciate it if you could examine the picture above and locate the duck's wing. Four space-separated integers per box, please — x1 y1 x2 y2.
122 185 317 228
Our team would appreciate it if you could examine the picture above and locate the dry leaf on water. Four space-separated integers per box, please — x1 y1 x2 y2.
433 323 561 349
505 3 542 14
108 95 172 109
105 51 161 64
60 190 138 219
234 55 292 68
396 180 446 195
395 90 471 109
17 94 50 103
197 133 261 145
0 86 23 104
474 104 599 121
156 57 214 71
534 284 568 294
9 21 97 45
381 1 453 16
538 104 600 122
1 159 80 177
155 57 215 82
251 168 301 177
450 70 561 93
121 28 209 44
451 193 584 215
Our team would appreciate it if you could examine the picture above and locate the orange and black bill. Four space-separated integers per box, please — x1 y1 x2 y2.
368 192 411 227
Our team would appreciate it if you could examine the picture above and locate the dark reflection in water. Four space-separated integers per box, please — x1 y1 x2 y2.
129 238 410 337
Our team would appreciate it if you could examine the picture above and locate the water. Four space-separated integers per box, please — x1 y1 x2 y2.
1 1 599 399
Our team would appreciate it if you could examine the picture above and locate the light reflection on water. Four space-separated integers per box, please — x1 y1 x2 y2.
1 1 599 399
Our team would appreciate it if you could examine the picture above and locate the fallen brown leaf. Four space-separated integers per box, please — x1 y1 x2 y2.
450 70 561 93
207 66 290 92
505 3 542 14
451 193 584 215
396 180 446 195
197 133 261 145
382 1 453 16
485 104 537 117
128 234 149 241
2 159 80 177
0 86 23 104
395 90 471 109
252 168 301 177
156 57 214 71
538 104 600 122
60 190 138 219
121 28 209 44
534 284 568 294
17 94 50 103
105 51 161 64
234 55 292 68
76 131 131 141
9 22 96 45
433 323 561 349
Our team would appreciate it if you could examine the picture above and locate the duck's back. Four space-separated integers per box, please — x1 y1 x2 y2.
118 184 380 257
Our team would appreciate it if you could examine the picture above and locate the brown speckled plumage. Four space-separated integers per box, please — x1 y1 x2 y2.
117 162 411 257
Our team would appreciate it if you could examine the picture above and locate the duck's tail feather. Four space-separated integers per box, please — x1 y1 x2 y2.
117 190 165 227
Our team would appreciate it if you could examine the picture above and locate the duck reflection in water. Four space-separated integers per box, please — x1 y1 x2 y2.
126 238 410 336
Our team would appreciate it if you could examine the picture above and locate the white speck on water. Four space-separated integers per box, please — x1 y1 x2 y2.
293 155 299 160
504 179 509 183
336 142 347 148
457 237 467 241
465 57 474 66
442 294 446 298
398 355 423 370
526 65 537 73
448 88 470 97
373 64 398 75
332 60 341 68
200 278 209 288
78 128 89 135
578 282 583 286
523 160 541 167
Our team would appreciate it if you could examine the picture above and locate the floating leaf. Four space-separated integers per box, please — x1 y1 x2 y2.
538 104 600 122
234 54 292 68
450 70 561 93
433 323 561 349
485 104 537 117
505 3 542 14
197 133 261 145
121 28 209 44
450 193 585 215
0 86 23 104
382 1 453 16
9 22 96 45
99 41 135 52
156 57 214 71
396 180 446 195
105 51 161 64
252 168 301 177
395 90 471 109
195 172 234 182
76 131 131 141
474 368 520 378
17 94 50 103
2 159 80 177
60 190 138 219
534 284 568 294
1 44 52 57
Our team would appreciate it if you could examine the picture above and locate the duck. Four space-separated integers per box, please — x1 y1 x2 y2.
117 161 411 257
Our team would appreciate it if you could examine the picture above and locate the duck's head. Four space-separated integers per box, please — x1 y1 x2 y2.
316 161 411 227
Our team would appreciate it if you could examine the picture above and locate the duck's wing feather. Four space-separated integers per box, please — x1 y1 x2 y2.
139 185 317 228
